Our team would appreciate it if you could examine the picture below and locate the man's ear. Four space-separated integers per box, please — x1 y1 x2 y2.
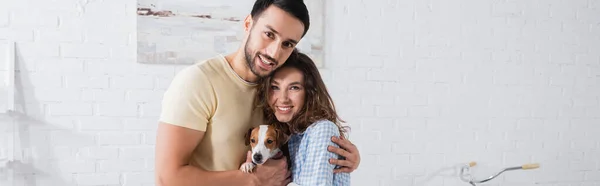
244 128 254 146
243 15 253 32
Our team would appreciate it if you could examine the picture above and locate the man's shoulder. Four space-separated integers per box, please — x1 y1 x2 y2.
197 54 227 68
187 55 227 74
173 55 227 83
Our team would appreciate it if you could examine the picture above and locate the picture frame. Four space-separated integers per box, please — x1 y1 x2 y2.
136 0 325 67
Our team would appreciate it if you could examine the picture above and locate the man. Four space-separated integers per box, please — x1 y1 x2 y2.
155 0 361 186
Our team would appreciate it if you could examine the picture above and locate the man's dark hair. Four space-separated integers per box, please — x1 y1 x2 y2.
250 0 310 37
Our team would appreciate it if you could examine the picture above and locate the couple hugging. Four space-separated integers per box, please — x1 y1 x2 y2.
155 0 361 185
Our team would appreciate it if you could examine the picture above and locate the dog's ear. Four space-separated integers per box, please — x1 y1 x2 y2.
275 125 291 147
244 127 254 146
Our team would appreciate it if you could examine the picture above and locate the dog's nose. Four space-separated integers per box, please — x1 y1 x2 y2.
253 153 263 162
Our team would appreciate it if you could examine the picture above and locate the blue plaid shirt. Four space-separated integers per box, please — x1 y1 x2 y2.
288 119 351 186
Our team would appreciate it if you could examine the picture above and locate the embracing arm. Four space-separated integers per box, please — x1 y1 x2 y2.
293 121 351 186
328 135 361 173
155 123 258 186
154 66 257 186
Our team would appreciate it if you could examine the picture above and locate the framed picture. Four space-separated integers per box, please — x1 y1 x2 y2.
136 0 325 67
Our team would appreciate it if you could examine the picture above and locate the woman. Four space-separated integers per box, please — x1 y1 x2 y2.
255 51 351 185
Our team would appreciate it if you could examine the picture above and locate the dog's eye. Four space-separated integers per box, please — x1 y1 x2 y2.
251 139 256 143
267 140 273 144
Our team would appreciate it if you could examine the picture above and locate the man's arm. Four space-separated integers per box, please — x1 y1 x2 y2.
155 65 243 186
155 66 289 186
155 122 258 186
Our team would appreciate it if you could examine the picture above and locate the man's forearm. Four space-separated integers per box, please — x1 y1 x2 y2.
157 165 257 186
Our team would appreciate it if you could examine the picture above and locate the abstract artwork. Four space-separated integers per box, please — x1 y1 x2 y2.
137 0 325 67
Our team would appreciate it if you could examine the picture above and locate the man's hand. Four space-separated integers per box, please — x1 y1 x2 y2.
245 151 291 186
328 135 360 173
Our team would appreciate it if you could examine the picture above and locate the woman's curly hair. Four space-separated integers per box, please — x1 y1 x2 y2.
255 50 349 137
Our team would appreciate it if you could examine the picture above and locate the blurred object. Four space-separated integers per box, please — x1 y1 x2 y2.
460 161 540 186
0 40 16 186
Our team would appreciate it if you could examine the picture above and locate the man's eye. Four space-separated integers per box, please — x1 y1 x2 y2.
267 140 273 144
283 42 294 48
265 32 274 38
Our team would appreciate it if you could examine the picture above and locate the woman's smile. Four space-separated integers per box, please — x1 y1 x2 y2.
276 106 293 113
268 67 306 123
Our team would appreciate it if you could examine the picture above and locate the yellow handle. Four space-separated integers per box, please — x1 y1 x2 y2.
521 163 540 170
469 161 477 167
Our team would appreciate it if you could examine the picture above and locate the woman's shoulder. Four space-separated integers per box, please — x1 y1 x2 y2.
305 119 340 135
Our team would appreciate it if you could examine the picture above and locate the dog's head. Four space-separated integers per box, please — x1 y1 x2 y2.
244 124 290 165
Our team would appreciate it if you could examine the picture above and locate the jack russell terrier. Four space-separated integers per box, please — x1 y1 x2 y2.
240 124 298 185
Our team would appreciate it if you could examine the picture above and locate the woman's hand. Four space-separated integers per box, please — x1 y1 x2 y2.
328 135 360 173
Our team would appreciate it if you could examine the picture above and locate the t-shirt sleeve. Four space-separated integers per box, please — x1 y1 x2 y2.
159 66 216 131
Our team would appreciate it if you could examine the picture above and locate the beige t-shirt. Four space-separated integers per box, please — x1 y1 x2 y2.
159 55 263 171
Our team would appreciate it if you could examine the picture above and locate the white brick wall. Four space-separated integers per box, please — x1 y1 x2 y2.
0 0 599 186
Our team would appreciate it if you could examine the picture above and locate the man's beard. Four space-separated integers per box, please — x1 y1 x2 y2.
244 43 262 78
243 35 276 79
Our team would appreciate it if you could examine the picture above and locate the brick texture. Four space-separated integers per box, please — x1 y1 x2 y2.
1 0 599 186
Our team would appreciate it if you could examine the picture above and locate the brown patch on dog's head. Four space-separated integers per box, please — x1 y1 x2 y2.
264 127 279 150
245 124 291 151
269 123 291 148
244 127 257 146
